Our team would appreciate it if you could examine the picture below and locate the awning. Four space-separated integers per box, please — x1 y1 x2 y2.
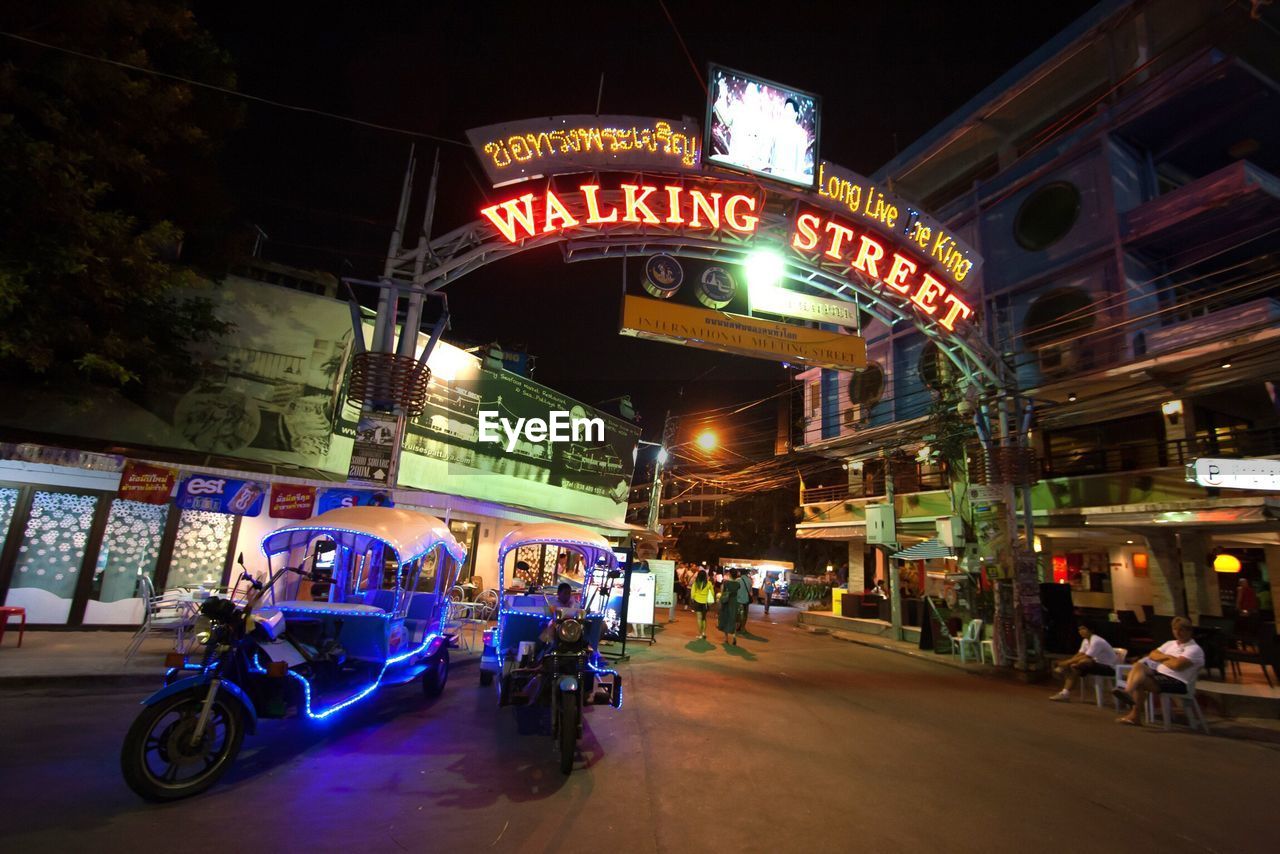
796 523 865 540
891 539 955 560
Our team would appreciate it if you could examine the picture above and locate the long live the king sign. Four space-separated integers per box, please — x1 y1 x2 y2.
620 295 865 370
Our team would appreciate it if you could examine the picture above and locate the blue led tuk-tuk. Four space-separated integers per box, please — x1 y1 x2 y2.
478 522 622 773
121 506 467 801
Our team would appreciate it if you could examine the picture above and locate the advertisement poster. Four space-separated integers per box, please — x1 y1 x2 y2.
649 559 676 609
627 570 656 626
316 488 393 514
269 484 317 519
0 276 353 472
348 411 399 484
175 475 267 516
348 344 642 523
706 64 820 188
117 461 177 505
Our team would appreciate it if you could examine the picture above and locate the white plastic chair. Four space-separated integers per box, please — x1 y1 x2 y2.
979 624 997 665
951 619 984 663
1152 667 1209 733
1081 647 1127 706
123 576 196 662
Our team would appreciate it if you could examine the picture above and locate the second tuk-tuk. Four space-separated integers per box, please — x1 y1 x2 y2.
478 522 622 773
121 506 467 801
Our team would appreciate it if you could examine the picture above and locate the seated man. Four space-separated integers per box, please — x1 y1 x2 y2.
1114 615 1204 725
538 582 582 643
1049 624 1117 701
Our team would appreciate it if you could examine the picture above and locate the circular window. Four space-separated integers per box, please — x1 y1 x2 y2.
1014 181 1081 251
848 363 885 408
1021 287 1094 350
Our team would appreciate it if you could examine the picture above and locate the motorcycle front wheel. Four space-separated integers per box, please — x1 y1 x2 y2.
557 689 579 775
121 688 245 801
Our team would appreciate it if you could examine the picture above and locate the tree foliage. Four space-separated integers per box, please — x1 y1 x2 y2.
0 1 241 388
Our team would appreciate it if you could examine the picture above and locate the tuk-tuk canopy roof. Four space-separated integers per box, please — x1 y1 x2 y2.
262 506 466 565
497 522 617 570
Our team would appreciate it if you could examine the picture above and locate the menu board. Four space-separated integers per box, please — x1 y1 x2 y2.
649 559 676 610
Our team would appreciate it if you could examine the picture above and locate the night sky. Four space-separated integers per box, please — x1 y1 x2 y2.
194 0 1096 443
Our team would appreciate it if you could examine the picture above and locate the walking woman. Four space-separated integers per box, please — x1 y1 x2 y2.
718 569 742 645
690 569 715 639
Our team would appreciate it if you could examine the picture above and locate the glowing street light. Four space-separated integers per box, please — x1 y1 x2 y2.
744 249 785 294
695 429 719 452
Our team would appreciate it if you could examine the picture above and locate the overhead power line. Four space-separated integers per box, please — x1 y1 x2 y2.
0 30 470 147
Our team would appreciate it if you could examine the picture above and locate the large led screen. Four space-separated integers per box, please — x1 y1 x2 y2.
705 65 819 188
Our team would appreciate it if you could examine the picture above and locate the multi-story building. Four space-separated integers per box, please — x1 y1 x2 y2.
626 479 738 541
796 0 1280 625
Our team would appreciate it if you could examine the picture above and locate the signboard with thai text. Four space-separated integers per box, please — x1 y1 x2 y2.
620 294 866 370
269 484 317 520
117 461 177 505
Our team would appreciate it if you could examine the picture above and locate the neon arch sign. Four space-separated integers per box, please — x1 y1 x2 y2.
477 179 977 334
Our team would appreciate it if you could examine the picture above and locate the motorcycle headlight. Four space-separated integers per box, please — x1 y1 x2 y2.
194 615 213 646
556 619 583 643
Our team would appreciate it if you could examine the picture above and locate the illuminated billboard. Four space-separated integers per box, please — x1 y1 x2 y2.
705 64 820 188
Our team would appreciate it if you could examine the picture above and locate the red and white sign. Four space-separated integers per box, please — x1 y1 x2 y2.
269 484 317 520
117 461 177 505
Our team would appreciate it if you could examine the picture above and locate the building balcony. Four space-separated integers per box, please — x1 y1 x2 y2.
800 464 949 505
1040 425 1280 479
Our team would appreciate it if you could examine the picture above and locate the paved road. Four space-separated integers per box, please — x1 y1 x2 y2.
1 607 1276 853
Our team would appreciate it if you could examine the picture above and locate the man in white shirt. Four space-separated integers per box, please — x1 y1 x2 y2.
1114 615 1205 725
1049 625 1118 701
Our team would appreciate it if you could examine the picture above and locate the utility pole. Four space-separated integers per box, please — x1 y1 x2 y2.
647 412 675 533
342 146 449 489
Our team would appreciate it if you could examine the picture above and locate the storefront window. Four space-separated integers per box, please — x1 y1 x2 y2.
447 520 479 585
165 509 235 590
0 487 17 556
83 500 169 625
4 491 99 624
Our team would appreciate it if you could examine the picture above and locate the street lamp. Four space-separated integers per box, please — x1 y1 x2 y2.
695 429 718 452
745 249 785 294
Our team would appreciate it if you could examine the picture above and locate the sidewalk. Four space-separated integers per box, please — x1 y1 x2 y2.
0 630 481 689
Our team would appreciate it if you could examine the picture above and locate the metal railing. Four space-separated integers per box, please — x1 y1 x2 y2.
1040 426 1280 479
800 464 949 505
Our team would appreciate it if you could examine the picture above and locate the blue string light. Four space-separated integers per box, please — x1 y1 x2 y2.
247 634 441 721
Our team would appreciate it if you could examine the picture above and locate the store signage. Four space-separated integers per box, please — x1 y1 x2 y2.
269 484 317 520
790 206 976 332
465 115 703 185
117 461 177 505
619 294 865 369
749 285 860 330
316 488 393 515
1189 457 1280 490
175 475 266 516
348 412 399 485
